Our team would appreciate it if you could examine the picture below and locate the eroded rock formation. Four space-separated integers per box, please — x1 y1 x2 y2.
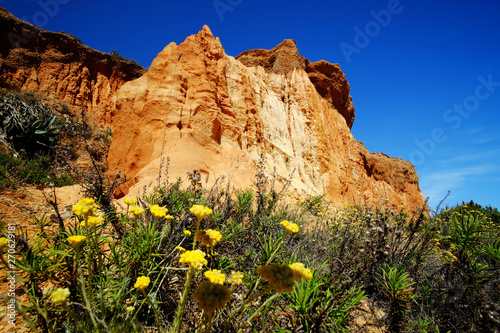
0 7 145 122
107 26 425 211
0 6 425 211
236 39 355 129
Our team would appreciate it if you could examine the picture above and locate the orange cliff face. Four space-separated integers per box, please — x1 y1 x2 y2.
107 25 426 212
0 8 145 123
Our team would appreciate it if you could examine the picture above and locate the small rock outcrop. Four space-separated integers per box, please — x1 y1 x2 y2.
0 7 145 122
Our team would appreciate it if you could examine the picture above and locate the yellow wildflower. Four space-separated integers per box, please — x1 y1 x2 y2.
258 263 296 293
150 205 168 219
289 262 313 280
0 237 7 250
184 229 192 237
72 198 98 217
129 205 145 216
280 220 299 234
259 262 312 292
190 204 212 222
51 288 70 305
67 235 86 249
204 269 226 285
193 281 232 314
175 246 186 252
80 216 103 227
134 276 150 291
179 250 207 270
196 229 222 247
125 306 135 313
227 271 244 285
124 197 137 205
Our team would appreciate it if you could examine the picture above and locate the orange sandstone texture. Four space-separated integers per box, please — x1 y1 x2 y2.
0 8 145 123
107 26 425 212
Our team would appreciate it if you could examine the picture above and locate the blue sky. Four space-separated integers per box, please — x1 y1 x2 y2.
3 0 500 210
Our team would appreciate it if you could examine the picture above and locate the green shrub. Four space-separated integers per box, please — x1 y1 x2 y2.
0 93 63 157
2 159 499 332
0 153 74 189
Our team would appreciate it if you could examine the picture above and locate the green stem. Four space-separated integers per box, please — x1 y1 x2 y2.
76 250 98 328
142 290 163 331
222 234 288 331
246 235 286 300
266 235 286 266
205 312 213 333
221 236 287 332
193 217 202 250
83 215 94 290
236 292 280 333
147 217 160 262
170 267 195 333
223 285 272 332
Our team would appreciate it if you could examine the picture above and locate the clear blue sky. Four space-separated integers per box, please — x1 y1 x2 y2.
3 0 500 210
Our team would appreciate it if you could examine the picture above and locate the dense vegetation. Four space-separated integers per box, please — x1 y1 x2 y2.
0 89 499 332
0 90 113 190
1 161 499 332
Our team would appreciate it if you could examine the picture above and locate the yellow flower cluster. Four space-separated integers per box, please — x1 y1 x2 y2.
259 262 312 293
150 205 168 219
204 269 226 285
196 229 222 247
316 206 328 216
436 249 458 264
280 220 299 234
51 288 70 305
72 198 98 217
124 197 137 205
190 204 213 221
193 280 232 314
129 205 145 216
67 235 86 249
0 237 7 250
125 306 135 313
258 263 296 293
289 262 313 280
179 250 207 270
80 216 103 227
228 271 244 285
184 230 192 236
134 276 150 291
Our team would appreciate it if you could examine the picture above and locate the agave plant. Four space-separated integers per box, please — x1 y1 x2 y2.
0 94 63 156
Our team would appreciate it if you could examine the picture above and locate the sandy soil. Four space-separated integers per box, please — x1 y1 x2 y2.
0 185 83 332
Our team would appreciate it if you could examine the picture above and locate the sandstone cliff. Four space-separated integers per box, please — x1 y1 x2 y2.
0 7 145 122
236 39 355 129
107 26 425 211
